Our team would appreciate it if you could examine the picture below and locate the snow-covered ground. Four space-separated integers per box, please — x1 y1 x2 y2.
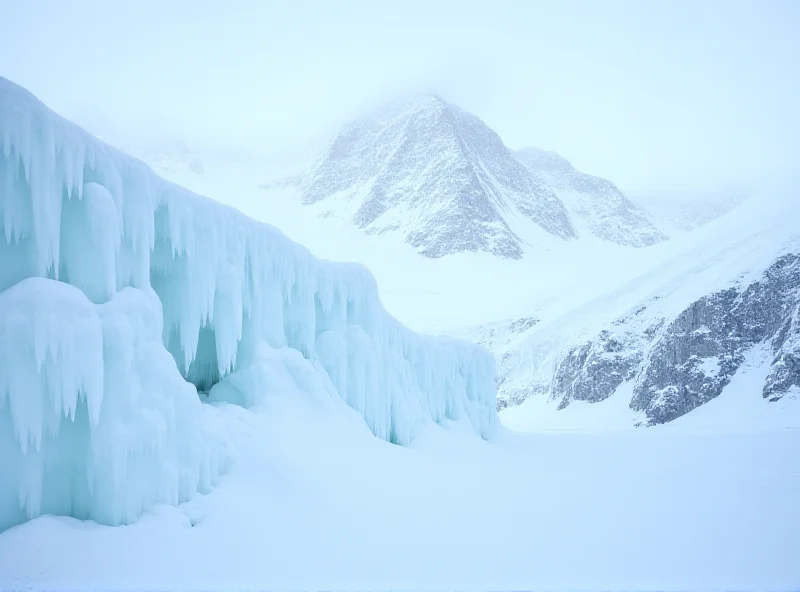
2 347 798 592
3 82 798 592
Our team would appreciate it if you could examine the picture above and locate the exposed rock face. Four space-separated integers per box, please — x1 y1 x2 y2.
489 253 800 424
764 305 800 400
271 96 666 259
299 95 575 259
630 254 800 423
515 147 667 247
552 328 645 410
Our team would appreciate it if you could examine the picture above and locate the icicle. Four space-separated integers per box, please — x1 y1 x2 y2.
0 76 497 533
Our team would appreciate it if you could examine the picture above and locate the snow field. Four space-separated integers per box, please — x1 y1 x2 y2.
1 367 798 591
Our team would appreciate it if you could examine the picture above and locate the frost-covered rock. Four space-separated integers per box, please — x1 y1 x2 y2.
491 251 800 425
492 298 662 413
267 96 666 258
552 328 646 409
279 95 577 259
0 77 497 531
449 316 541 411
631 254 800 423
763 300 800 401
515 147 666 247
449 316 539 356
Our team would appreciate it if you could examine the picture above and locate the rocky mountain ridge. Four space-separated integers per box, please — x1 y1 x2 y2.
451 182 800 425
265 95 666 258
485 242 800 425
515 147 666 247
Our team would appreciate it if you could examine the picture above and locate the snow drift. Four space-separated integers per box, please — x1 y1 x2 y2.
0 77 496 532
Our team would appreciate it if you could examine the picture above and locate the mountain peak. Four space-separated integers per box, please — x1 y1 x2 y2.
297 97 576 259
383 92 454 111
406 92 451 108
279 99 665 258
361 93 461 131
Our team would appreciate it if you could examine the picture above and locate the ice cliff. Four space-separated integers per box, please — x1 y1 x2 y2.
0 78 496 532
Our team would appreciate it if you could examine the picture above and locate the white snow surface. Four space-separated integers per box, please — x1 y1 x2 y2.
631 187 752 235
514 146 666 247
17 86 800 591
0 77 496 531
1 362 798 591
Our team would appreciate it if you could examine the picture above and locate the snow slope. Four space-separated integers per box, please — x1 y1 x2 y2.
631 187 752 235
0 77 496 532
494 181 800 424
515 146 666 247
1 366 798 591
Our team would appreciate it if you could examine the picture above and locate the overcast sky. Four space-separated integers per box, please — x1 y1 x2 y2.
1 0 798 193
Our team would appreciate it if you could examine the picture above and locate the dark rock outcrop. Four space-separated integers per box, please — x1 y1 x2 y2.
492 253 800 424
631 254 800 423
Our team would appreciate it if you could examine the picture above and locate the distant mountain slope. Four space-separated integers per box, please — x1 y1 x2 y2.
630 188 752 234
297 95 576 259
265 95 666 259
73 120 208 181
515 147 667 247
134 140 206 177
458 186 800 426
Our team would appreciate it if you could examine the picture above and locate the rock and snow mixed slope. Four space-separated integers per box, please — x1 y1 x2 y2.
0 77 496 532
0 79 798 592
486 188 800 426
515 147 666 247
123 104 797 430
265 95 665 259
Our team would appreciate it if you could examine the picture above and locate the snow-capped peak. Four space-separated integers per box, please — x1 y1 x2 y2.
267 96 666 258
282 94 578 259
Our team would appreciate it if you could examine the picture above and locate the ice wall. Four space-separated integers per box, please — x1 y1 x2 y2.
0 279 226 531
0 78 497 530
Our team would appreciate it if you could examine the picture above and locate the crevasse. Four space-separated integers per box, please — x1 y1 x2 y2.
0 77 497 532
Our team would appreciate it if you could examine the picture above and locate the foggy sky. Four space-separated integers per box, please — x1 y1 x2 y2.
1 0 798 193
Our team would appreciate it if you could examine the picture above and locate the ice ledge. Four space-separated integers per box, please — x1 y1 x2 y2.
0 77 497 530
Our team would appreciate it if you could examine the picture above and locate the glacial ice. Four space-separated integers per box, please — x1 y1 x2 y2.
0 279 226 531
0 77 497 531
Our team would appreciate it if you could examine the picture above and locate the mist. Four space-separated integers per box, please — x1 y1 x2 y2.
1 0 798 194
